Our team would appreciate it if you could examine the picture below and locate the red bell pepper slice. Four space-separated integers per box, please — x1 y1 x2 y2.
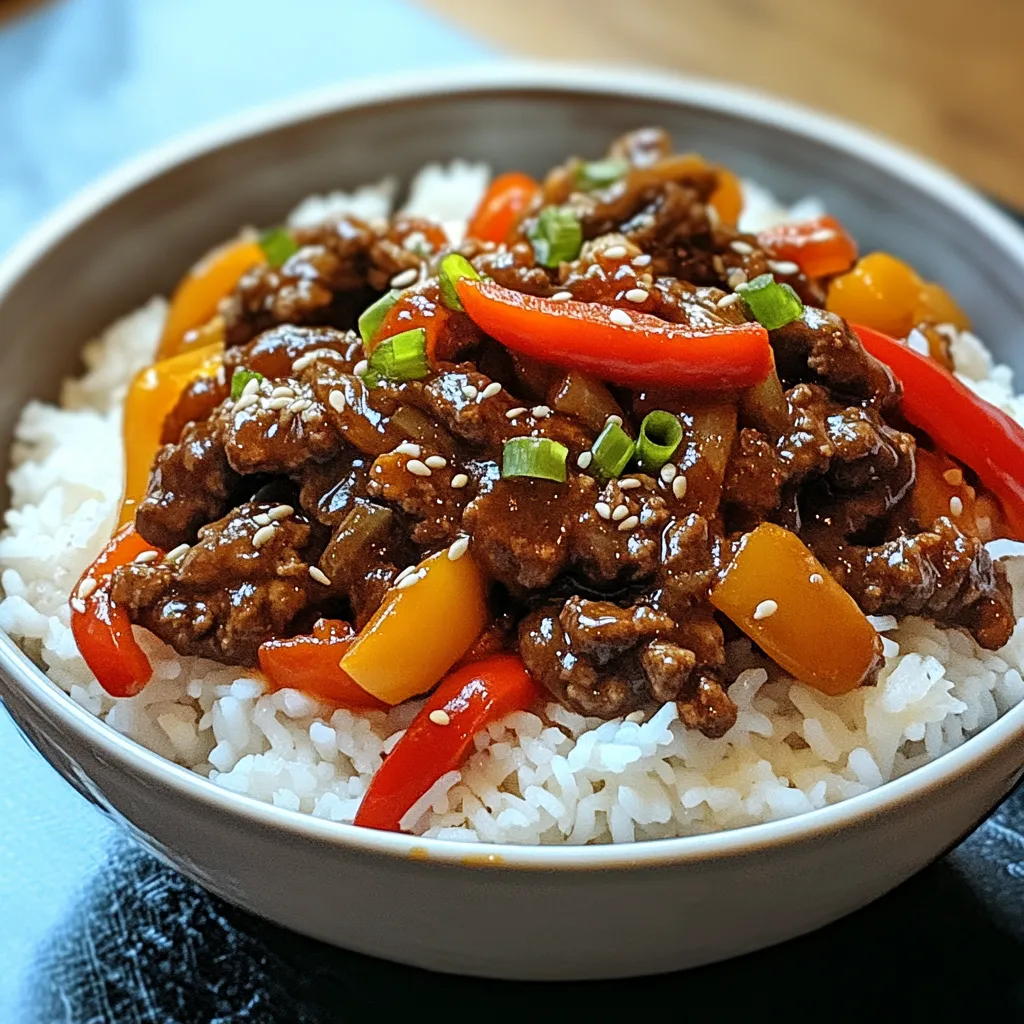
354 654 541 833
455 278 772 389
70 524 154 698
466 171 541 243
854 324 1024 538
257 619 386 710
757 215 858 279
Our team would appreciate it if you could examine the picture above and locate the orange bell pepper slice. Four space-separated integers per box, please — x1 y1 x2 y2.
119 342 224 526
711 523 882 696
157 238 265 359
757 215 858 279
340 549 488 705
466 171 541 243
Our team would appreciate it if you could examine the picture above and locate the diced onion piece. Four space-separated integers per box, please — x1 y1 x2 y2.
361 328 430 387
230 368 264 400
737 273 803 330
358 290 401 348
258 227 299 268
634 410 683 472
502 437 568 483
438 253 480 312
574 157 630 191
711 523 881 696
527 206 582 267
590 421 635 480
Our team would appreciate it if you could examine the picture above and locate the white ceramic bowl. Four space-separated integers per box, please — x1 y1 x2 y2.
2 65 1024 982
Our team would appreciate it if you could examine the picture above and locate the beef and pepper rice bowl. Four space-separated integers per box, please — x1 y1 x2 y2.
4 128 1024 845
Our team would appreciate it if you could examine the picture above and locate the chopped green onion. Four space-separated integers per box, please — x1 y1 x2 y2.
527 206 583 268
574 157 630 191
634 411 683 472
358 290 400 347
590 421 635 479
502 437 568 483
361 328 430 388
258 227 299 268
736 273 804 330
438 253 480 312
230 368 264 400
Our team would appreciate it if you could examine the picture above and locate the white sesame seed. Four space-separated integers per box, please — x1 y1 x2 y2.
727 268 748 290
242 376 261 398
768 259 800 275
809 573 824 584
717 292 742 309
70 598 87 614
950 496 964 516
253 513 272 527
943 469 964 486
390 267 418 288
730 240 754 255
252 525 277 549
672 475 688 500
353 359 369 377
166 543 190 563
290 352 317 373
268 504 294 521
233 393 259 412
394 565 417 584
550 290 573 301
624 288 649 303
429 709 451 726
447 536 470 561
395 442 422 457
753 599 778 620
450 473 469 489
532 405 552 418
506 407 527 419
712 255 726 275
617 515 639 532
289 398 313 413
631 254 652 267
328 389 346 412
612 503 630 521
479 381 502 400
425 455 447 469
609 308 632 327
619 478 641 490
461 384 478 400
595 502 612 520
406 459 432 477
266 396 292 411
605 414 623 427
660 464 678 484
77 577 98 600
808 229 836 243
308 566 332 586
603 245 628 259
271 385 296 399
624 709 646 723
705 204 720 228
577 451 593 470
396 572 421 590
134 550 160 564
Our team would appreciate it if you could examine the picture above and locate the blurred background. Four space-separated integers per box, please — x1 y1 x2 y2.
1 0 1022 261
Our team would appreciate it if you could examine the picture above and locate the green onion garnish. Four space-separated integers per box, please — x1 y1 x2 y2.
258 227 299 268
358 290 400 347
634 411 683 472
502 437 569 483
590 421 635 480
360 328 430 388
438 253 480 312
230 368 264 400
736 273 804 330
527 206 583 268
574 157 629 191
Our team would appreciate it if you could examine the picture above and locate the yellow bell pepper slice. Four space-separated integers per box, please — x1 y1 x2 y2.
341 549 488 705
119 342 224 526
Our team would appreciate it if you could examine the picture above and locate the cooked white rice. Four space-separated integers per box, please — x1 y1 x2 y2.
4 164 1024 846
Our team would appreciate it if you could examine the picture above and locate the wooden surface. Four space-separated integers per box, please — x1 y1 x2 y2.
422 0 1024 209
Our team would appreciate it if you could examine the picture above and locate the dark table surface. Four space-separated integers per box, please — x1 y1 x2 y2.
3 2 1024 1020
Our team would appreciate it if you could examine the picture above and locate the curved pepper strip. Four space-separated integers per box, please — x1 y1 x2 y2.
756 215 858 280
455 278 771 389
466 171 541 243
354 654 541 833
854 324 1024 538
70 524 155 698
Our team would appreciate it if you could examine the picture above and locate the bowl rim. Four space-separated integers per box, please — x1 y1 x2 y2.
3 61 1024 871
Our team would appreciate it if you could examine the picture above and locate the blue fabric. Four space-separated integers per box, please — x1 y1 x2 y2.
0 0 491 254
